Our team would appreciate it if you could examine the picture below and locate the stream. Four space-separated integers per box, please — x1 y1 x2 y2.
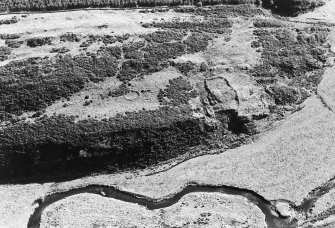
27 184 298 228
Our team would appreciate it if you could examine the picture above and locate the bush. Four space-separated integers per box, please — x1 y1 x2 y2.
175 61 197 75
123 41 145 59
0 33 20 39
60 32 81 42
26 37 52 47
0 16 18 25
184 32 212 54
5 40 23 48
158 76 198 106
0 46 11 61
108 83 130 97
50 47 70 53
253 18 284 28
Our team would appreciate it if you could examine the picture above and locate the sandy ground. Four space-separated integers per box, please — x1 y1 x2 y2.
40 192 266 228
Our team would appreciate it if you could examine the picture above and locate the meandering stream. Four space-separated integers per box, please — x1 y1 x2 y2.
28 184 298 228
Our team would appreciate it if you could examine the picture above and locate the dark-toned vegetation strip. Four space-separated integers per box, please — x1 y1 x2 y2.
173 4 265 17
158 76 198 106
0 33 21 40
143 18 232 34
5 40 23 48
141 30 184 43
0 106 224 182
108 83 130 97
0 0 261 12
174 61 197 75
253 18 285 28
0 46 11 61
50 47 70 53
60 32 81 42
0 16 18 25
184 32 212 54
251 26 332 104
26 37 52 47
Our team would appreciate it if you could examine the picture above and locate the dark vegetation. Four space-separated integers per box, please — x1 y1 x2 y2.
60 32 81 42
173 4 265 17
0 107 224 182
108 83 130 97
0 16 18 25
0 46 11 61
158 76 198 106
5 40 24 48
102 35 117 45
0 54 118 120
0 0 260 12
0 8 249 182
141 30 184 43
1 6 330 183
251 26 332 104
26 37 52 47
123 41 145 59
184 32 211 53
143 18 232 34
253 18 284 28
266 85 301 105
50 47 70 53
0 33 21 39
174 61 197 75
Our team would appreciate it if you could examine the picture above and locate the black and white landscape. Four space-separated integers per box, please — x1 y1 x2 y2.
1 0 335 227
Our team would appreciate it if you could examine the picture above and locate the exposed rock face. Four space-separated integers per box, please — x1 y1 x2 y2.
205 77 239 111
